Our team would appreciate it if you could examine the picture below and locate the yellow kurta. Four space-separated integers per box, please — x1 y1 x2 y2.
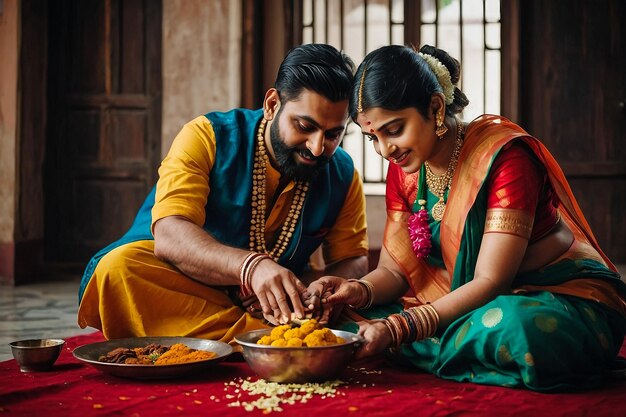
78 115 368 341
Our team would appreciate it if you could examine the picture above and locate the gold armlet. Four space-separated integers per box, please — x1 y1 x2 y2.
484 208 533 239
388 210 410 223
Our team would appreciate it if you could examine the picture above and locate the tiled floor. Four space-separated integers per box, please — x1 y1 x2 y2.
0 278 96 362
2 265 625 363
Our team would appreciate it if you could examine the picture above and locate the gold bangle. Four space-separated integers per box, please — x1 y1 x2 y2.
407 304 440 341
389 314 404 346
239 252 268 296
239 252 258 296
246 254 271 292
422 304 440 337
347 279 374 309
411 308 424 338
382 317 400 347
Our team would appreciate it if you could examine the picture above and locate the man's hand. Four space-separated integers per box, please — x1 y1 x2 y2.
248 258 307 325
236 292 264 319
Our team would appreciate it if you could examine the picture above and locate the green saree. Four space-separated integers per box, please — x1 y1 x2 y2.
340 115 626 391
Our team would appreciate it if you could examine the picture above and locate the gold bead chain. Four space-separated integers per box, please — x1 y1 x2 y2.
423 121 464 221
249 119 309 261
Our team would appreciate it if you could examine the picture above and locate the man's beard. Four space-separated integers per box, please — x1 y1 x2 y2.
269 114 330 182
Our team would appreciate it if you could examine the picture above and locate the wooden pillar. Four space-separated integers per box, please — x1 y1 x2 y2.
0 0 20 285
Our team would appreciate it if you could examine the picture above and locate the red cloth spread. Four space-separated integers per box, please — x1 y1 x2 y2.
1 332 625 417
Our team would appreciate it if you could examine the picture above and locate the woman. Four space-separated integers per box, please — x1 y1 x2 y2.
306 45 626 391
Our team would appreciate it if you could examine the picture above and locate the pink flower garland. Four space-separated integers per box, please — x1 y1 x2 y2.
408 199 432 258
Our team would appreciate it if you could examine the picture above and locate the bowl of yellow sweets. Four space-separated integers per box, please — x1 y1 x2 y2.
234 319 361 383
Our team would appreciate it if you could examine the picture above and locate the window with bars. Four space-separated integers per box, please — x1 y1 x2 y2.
299 0 501 194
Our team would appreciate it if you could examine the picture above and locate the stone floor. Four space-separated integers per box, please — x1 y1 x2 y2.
2 265 625 362
0 278 96 362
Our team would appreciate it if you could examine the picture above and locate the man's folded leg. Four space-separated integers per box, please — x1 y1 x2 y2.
78 240 268 342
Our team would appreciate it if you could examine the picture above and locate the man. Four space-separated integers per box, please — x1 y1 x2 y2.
77 44 369 342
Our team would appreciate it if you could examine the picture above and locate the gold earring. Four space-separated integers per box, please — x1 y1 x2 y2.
435 112 448 140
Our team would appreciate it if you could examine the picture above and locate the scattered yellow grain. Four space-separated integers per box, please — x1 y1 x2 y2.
224 377 345 413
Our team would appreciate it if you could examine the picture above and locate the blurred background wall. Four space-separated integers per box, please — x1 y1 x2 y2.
1 0 624 285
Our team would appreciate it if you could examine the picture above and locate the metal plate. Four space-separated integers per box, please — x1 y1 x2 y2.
72 336 233 379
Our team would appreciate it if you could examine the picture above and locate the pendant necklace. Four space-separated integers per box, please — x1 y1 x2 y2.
423 122 464 221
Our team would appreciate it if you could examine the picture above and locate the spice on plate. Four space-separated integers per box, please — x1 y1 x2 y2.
98 343 216 365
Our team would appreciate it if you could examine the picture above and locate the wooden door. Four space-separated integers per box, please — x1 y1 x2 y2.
45 0 162 265
519 0 626 263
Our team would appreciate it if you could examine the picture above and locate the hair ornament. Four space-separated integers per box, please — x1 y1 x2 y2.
356 65 367 113
417 52 455 105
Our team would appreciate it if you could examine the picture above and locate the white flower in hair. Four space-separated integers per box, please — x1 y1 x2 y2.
418 52 455 105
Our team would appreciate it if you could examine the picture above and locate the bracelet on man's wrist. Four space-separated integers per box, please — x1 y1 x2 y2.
239 252 270 296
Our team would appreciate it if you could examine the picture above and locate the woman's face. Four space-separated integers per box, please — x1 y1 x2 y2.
356 107 437 174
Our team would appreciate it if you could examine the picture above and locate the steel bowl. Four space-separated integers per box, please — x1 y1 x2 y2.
9 338 65 372
234 328 360 383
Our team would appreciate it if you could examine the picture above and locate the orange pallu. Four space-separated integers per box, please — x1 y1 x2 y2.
383 114 625 315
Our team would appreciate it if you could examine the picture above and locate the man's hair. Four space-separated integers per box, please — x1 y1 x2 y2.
274 44 355 103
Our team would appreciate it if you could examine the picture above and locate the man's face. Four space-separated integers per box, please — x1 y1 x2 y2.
265 89 348 181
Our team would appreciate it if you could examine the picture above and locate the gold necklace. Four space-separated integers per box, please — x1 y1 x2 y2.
249 119 310 261
424 121 464 221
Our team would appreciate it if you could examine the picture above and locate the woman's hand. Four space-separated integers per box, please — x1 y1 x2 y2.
300 286 324 320
248 258 307 325
355 320 393 360
302 276 340 323
304 276 368 324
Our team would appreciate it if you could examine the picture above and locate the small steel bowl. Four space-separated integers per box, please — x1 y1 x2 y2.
9 339 65 372
234 328 360 383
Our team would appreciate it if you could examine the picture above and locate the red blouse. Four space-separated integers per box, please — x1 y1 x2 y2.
486 142 560 242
